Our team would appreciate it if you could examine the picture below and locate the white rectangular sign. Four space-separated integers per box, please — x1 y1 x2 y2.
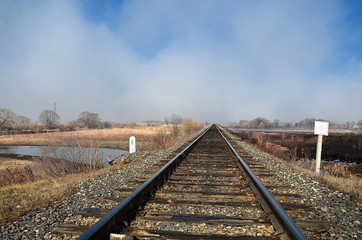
129 136 136 153
314 121 329 136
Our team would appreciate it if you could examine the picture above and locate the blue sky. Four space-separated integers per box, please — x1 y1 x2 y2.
1 0 362 124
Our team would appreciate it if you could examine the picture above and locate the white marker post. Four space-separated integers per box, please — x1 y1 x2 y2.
129 136 136 154
314 121 329 173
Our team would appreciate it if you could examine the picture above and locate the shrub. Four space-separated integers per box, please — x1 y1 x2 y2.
0 166 36 188
183 118 203 134
151 128 171 150
35 137 105 177
170 125 181 138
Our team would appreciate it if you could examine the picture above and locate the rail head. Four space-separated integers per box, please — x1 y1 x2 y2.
217 126 307 240
78 125 212 240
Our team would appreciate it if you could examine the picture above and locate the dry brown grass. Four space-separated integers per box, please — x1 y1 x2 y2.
0 124 205 151
0 157 35 170
0 125 178 150
286 162 362 202
0 167 114 221
221 127 362 202
0 157 40 188
0 125 201 188
258 144 362 202
0 137 106 188
0 123 206 221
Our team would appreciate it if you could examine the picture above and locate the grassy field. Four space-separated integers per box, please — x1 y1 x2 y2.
0 123 204 221
0 125 170 150
0 168 113 221
0 157 35 171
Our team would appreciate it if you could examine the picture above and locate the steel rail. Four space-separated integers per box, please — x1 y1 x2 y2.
78 126 211 240
217 126 307 240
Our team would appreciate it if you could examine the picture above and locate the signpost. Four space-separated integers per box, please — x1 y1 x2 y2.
314 121 329 173
129 136 136 154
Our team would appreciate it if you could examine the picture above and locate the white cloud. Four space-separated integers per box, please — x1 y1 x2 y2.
1 0 361 124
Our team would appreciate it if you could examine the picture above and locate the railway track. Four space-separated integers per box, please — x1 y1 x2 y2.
70 125 306 239
220 129 340 239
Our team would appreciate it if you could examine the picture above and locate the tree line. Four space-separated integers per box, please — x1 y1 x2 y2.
2 107 361 132
232 117 362 131
0 108 104 131
0 109 204 135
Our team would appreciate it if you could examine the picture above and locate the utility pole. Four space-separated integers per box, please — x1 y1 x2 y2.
53 102 57 127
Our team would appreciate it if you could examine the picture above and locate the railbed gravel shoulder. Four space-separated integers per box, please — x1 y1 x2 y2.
222 128 362 240
0 130 204 240
2 127 361 240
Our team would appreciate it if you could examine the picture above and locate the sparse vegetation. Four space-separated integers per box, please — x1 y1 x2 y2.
0 163 37 188
0 121 205 221
286 162 362 202
231 130 362 164
151 128 171 149
0 169 111 221
0 137 105 188
229 129 362 201
36 137 104 177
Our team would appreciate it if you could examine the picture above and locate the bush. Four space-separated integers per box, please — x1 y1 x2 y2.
170 125 181 138
0 166 36 188
151 128 172 150
183 118 203 134
35 137 105 178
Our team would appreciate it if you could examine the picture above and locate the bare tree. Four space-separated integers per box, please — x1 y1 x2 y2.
272 119 280 128
357 120 362 131
164 114 183 138
239 120 249 128
164 116 169 126
0 108 16 129
344 121 355 129
250 117 271 129
39 110 60 129
77 111 101 129
170 114 183 125
15 115 31 125
295 118 316 129
282 122 293 129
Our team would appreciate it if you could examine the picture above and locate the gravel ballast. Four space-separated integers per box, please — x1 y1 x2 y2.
1 127 361 239
223 128 361 240
0 131 203 240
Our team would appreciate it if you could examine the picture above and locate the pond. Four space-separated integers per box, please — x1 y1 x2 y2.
0 145 128 164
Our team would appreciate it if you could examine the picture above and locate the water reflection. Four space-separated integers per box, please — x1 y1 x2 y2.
0 145 127 164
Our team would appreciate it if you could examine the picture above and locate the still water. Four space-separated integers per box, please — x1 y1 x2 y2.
0 145 128 164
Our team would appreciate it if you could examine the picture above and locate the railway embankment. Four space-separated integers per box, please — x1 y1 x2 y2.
0 127 360 239
0 129 205 239
221 128 361 239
